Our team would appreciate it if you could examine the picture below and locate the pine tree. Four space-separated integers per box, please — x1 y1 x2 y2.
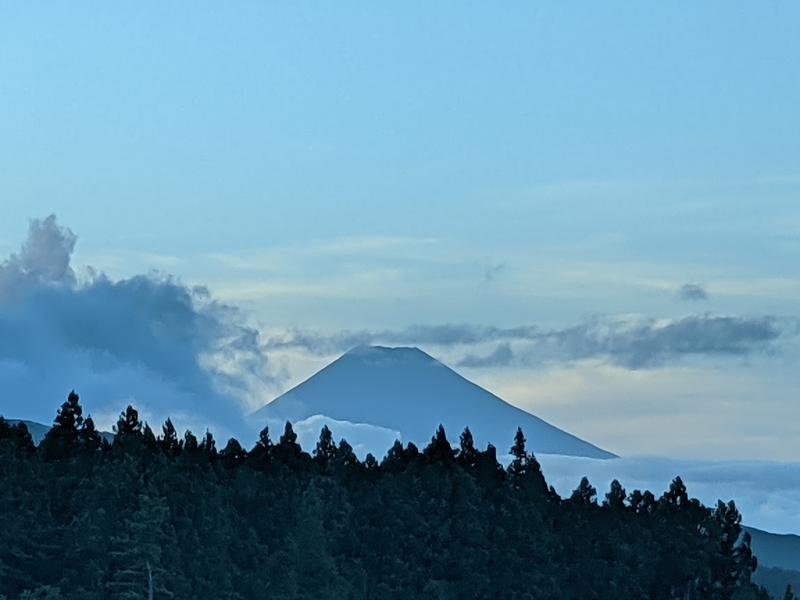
199 431 217 460
41 391 83 459
733 531 758 587
249 425 272 464
314 425 337 464
112 406 145 455
159 419 180 457
104 494 174 599
508 428 547 494
784 585 797 600
458 427 479 470
424 425 454 464
78 416 102 451
570 477 597 506
662 476 689 510
382 439 406 471
336 439 357 468
275 422 303 466
604 479 627 510
220 438 245 468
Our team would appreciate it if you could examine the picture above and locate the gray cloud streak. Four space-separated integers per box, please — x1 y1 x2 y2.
267 315 792 370
264 323 541 354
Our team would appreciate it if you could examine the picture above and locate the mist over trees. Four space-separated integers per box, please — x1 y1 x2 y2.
0 392 774 599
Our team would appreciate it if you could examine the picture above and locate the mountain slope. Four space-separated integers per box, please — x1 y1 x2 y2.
253 345 615 459
746 526 800 572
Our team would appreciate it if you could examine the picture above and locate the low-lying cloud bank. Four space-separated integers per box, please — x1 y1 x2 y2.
265 314 794 370
0 216 274 437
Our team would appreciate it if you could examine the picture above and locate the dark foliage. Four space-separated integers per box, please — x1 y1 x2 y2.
0 394 774 599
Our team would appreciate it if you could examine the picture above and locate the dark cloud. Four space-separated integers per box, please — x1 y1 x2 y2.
465 315 785 369
0 216 274 438
678 283 709 302
264 324 540 354
458 342 514 368
271 315 791 370
483 262 507 284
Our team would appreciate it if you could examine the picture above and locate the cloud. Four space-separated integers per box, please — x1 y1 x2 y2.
0 214 77 295
458 342 514 368
483 261 507 284
678 283 709 301
550 315 785 368
263 324 541 355
266 315 793 370
288 414 402 459
0 216 276 439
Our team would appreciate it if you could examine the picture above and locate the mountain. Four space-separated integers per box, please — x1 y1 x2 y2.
746 526 800 572
744 527 800 599
8 420 51 444
253 345 616 459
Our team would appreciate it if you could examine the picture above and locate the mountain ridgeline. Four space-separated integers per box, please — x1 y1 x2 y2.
0 393 778 600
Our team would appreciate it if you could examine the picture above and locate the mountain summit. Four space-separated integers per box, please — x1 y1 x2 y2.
253 345 615 459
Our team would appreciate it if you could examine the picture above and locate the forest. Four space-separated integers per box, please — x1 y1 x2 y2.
0 392 788 599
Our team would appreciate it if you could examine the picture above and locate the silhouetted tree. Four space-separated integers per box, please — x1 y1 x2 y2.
314 425 337 464
41 391 83 459
424 425 454 464
604 479 626 510
159 418 180 457
458 427 479 470
570 477 597 506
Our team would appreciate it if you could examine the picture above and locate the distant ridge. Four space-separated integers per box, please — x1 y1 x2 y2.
6 419 115 445
254 345 616 459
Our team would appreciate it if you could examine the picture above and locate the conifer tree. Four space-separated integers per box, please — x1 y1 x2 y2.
382 439 405 471
41 391 84 458
275 422 303 466
604 479 627 510
424 425 454 464
159 419 180 457
104 494 173 599
314 425 337 464
662 476 689 510
78 416 102 451
249 425 272 464
458 427 479 470
570 477 597 506
336 439 357 468
200 431 217 459
508 428 547 494
182 430 199 454
220 438 245 468
113 405 144 453
364 453 378 470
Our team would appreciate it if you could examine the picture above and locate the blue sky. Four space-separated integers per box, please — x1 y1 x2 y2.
1 4 800 466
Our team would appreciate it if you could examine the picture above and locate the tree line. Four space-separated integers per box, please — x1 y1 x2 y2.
0 391 785 599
